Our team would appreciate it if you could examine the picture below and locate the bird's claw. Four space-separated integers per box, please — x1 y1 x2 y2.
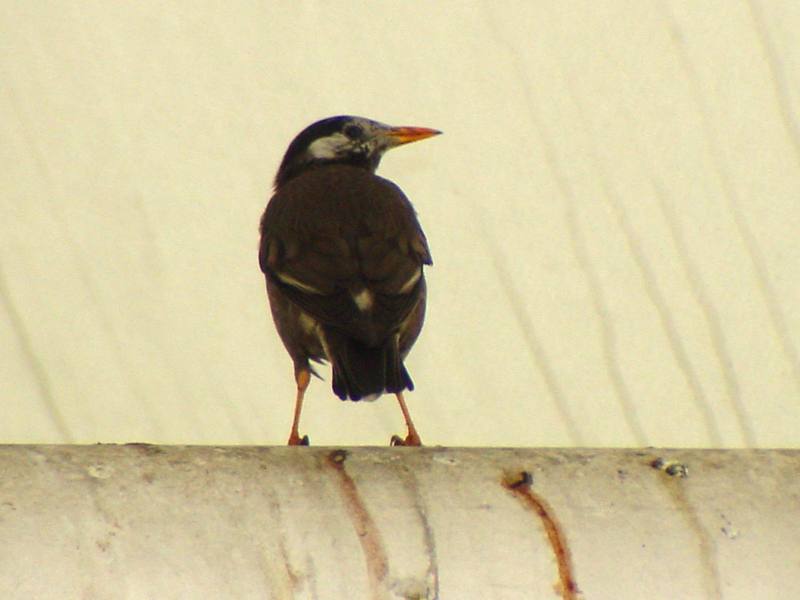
288 433 310 446
390 432 422 447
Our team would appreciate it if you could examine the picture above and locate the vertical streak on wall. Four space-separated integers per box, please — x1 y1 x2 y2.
0 264 73 441
663 5 800 398
486 247 585 445
559 74 723 446
747 0 800 169
483 9 657 446
445 23 584 441
3 81 166 439
648 176 756 446
562 208 648 445
597 81 756 446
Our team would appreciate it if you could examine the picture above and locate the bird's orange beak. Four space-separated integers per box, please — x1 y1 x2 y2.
384 126 442 146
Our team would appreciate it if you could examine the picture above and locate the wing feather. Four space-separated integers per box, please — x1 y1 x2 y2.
259 165 430 345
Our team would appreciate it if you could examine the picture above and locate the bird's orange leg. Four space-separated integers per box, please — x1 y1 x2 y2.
287 368 310 446
390 391 422 446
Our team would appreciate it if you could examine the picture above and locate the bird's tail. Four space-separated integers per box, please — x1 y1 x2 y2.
325 329 414 401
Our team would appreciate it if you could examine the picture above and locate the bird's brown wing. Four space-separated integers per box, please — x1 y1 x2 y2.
259 166 431 342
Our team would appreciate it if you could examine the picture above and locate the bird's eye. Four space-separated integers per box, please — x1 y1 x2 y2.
344 124 363 139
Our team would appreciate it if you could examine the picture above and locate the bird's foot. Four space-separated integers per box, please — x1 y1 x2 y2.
287 433 310 446
390 431 422 447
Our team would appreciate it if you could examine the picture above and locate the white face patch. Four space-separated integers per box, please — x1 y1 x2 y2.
352 289 374 311
307 133 350 160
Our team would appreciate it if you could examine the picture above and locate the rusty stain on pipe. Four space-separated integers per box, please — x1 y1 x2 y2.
277 518 301 594
396 465 440 599
503 471 579 600
325 449 389 600
650 456 722 599
250 487 303 599
304 554 321 600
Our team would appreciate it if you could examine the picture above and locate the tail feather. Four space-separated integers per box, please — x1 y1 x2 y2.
325 329 413 401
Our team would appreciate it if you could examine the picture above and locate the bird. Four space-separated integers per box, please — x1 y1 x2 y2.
259 116 440 446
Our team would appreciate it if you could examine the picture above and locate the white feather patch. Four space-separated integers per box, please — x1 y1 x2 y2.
276 271 322 294
352 289 374 311
298 311 318 335
398 269 422 293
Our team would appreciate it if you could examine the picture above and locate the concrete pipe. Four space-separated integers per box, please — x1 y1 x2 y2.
0 445 797 599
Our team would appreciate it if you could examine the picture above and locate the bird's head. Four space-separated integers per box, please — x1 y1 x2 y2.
274 116 441 188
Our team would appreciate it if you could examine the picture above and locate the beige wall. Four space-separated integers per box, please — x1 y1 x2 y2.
2 2 798 447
